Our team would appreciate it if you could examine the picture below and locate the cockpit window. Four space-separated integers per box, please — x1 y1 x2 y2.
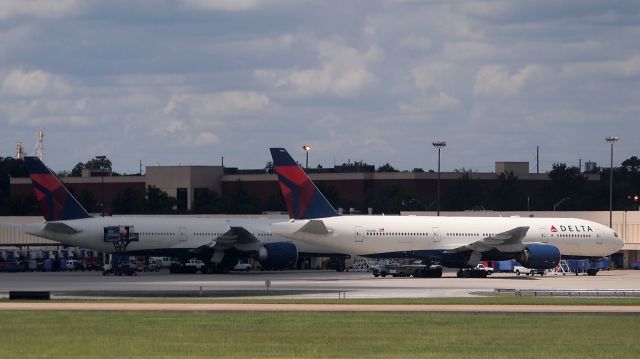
614 232 619 238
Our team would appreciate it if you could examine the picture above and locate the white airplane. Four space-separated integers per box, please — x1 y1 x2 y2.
269 148 624 277
15 156 344 273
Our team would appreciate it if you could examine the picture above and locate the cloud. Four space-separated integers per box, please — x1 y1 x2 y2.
195 131 219 146
412 63 454 92
399 33 432 50
473 64 539 97
399 91 460 114
562 54 640 78
180 0 293 12
0 0 85 20
163 91 269 117
2 69 70 97
255 40 381 97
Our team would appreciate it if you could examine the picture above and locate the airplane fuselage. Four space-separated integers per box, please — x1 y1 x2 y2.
24 216 335 258
273 215 623 259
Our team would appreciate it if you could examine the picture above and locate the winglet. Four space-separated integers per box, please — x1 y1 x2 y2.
270 148 339 219
24 156 91 222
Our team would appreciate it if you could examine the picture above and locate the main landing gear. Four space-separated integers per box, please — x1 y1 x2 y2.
456 268 488 278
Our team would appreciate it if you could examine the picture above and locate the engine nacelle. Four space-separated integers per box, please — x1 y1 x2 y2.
518 244 560 269
258 242 298 270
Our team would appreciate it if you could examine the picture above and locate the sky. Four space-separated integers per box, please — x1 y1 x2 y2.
0 0 639 174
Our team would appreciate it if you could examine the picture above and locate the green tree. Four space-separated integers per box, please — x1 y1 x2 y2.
490 171 526 211
441 172 485 211
219 182 262 214
78 189 98 213
264 191 286 213
365 184 419 214
146 185 176 214
70 162 85 177
538 163 588 210
70 156 113 177
377 163 398 173
0 157 29 215
191 188 220 213
111 188 146 214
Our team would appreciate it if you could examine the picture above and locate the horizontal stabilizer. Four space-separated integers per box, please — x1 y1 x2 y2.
0 222 24 229
296 220 330 235
43 222 81 234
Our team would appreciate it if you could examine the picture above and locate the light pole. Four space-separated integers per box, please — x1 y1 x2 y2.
432 141 446 216
95 155 108 217
302 144 311 169
606 136 619 228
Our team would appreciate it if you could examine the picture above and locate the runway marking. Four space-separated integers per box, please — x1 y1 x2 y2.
2 302 640 313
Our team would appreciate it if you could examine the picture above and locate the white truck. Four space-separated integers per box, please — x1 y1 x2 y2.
514 265 545 276
474 263 494 275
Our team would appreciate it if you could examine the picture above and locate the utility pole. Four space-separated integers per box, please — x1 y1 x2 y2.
536 146 539 174
606 136 619 228
432 141 446 216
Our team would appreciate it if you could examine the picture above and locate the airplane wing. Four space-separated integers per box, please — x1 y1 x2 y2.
216 226 260 245
452 226 530 253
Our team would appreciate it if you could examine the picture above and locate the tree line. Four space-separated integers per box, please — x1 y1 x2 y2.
1 155 639 215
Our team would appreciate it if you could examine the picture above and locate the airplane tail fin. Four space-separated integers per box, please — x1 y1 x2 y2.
23 156 92 222
270 148 339 219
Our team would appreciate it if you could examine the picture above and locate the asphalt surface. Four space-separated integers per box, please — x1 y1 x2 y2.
1 269 640 299
2 302 640 313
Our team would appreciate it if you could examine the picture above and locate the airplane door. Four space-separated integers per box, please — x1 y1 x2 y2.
179 226 187 241
432 227 441 243
355 226 363 243
595 229 603 245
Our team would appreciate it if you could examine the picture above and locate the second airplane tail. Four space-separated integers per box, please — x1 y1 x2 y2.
24 156 92 222
270 148 339 220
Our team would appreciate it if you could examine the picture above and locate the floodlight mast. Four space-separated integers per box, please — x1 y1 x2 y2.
605 136 619 228
432 141 446 216
302 144 311 169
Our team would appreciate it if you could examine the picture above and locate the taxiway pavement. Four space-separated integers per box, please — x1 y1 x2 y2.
1 269 640 299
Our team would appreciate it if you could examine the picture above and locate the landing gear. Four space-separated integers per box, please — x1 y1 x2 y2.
586 268 599 276
456 269 488 278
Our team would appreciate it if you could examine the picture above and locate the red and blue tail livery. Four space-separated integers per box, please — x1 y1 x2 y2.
24 156 91 222
270 148 339 220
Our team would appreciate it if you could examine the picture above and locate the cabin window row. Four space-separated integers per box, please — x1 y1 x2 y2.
367 232 429 236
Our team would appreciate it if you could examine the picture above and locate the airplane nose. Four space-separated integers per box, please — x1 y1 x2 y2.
613 232 624 252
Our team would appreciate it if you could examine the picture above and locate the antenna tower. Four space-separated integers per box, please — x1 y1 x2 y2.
33 130 44 160
16 142 26 159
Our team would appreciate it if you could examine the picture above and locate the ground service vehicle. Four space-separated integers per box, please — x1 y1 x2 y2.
514 265 545 276
372 264 442 278
474 263 494 275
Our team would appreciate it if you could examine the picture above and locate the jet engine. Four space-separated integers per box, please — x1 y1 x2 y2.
258 242 298 270
517 244 561 269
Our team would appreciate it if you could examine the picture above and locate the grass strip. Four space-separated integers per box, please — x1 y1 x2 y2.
4 296 640 306
0 311 638 358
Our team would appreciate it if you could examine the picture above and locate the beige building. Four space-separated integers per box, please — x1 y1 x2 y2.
145 166 224 211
